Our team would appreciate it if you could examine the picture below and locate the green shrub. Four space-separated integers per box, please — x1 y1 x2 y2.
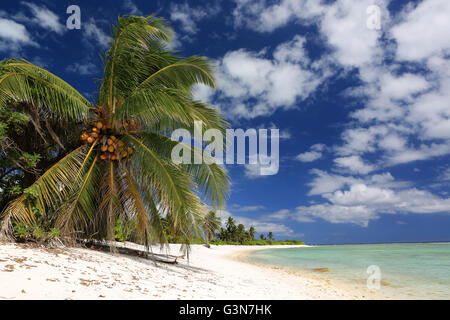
13 222 30 241
191 237 206 244
12 220 62 244
114 218 125 242
31 225 46 241
48 228 61 239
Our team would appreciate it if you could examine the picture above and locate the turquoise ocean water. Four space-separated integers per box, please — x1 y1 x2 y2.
245 243 450 299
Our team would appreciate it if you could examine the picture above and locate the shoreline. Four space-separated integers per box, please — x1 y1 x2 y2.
0 242 399 299
232 245 395 300
234 245 440 300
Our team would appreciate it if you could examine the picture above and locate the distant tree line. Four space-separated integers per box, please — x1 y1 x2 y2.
203 211 304 246
216 216 257 243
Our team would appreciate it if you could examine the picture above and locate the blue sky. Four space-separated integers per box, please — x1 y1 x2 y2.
0 0 449 244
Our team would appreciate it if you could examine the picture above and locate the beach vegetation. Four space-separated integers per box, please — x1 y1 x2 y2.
248 226 256 241
213 219 302 245
209 239 304 246
203 210 221 244
0 102 80 215
12 220 62 244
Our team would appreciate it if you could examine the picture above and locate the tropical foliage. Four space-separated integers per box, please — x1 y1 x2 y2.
209 239 305 246
216 217 257 244
213 217 304 245
0 15 230 250
0 101 80 213
203 210 222 244
213 218 303 245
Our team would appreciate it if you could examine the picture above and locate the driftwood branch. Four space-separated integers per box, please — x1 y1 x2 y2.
78 239 184 264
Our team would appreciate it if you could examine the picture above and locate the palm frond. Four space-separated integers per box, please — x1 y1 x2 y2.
116 87 192 127
121 166 152 244
124 135 207 233
98 15 174 116
137 132 230 208
117 92 228 135
139 186 169 247
0 195 33 240
0 146 88 238
97 161 120 242
56 155 102 239
0 59 90 121
126 56 215 95
115 56 215 128
27 146 88 213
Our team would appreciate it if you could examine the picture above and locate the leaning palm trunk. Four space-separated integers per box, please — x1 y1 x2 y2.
0 15 230 251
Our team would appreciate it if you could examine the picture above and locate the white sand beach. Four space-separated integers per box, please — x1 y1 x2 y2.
0 242 386 300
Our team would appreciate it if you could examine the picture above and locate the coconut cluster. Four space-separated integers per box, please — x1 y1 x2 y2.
122 119 140 134
99 135 133 161
80 121 134 162
80 121 104 144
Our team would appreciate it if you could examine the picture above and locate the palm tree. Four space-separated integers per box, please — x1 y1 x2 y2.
203 210 221 244
0 15 230 249
236 223 246 243
248 226 256 241
225 216 237 241
268 232 274 241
